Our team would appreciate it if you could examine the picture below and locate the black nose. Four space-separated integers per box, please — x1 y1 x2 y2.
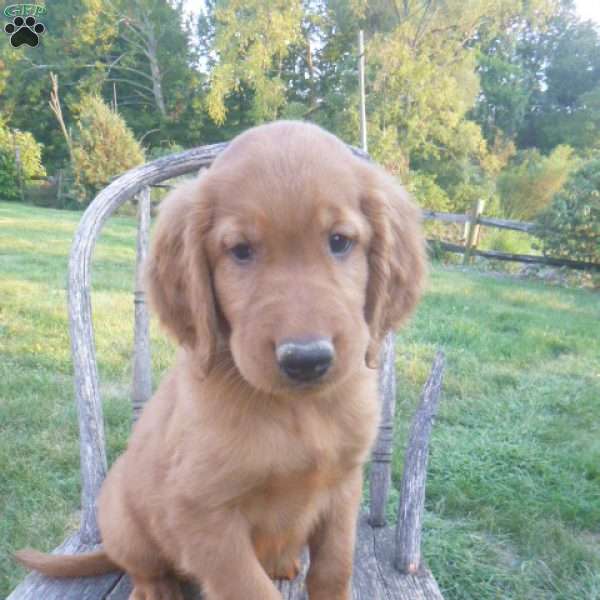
276 338 334 382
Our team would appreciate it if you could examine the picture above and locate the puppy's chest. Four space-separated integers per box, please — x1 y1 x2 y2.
243 408 369 515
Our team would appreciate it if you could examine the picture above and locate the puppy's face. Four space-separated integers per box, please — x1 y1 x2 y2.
147 122 426 396
205 144 372 395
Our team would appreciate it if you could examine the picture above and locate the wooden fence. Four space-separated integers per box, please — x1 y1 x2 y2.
423 205 599 272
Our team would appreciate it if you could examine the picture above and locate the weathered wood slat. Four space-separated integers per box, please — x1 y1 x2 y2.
429 240 599 271
477 215 534 233
354 514 444 600
369 332 397 527
7 535 122 600
422 210 469 226
352 514 390 599
395 351 445 574
422 210 534 233
131 186 153 423
103 576 132 600
373 525 444 600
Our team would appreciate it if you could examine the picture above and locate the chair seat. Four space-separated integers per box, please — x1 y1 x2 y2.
8 513 443 600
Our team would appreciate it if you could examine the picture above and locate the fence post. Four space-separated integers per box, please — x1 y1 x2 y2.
463 199 485 265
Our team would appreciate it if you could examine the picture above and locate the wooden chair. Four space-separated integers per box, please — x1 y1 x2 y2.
8 143 446 600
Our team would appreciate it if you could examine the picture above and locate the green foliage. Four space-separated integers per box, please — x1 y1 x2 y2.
366 23 485 171
407 171 451 212
0 120 46 181
0 0 122 170
534 158 600 264
473 36 532 146
0 118 46 202
480 229 534 255
355 0 556 211
497 145 576 219
205 0 303 124
0 149 19 201
516 8 600 152
71 96 144 204
0 0 598 225
146 142 185 161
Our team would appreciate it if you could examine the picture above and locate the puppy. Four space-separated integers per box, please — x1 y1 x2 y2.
16 121 426 600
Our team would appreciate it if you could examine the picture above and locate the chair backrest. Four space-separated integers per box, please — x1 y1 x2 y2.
66 142 396 546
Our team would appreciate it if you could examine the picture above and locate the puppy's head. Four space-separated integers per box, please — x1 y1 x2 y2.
146 121 425 395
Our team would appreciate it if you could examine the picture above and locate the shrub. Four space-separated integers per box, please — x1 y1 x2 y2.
0 148 19 201
71 95 144 204
534 158 600 265
480 229 535 255
0 118 46 201
408 171 451 212
497 145 576 219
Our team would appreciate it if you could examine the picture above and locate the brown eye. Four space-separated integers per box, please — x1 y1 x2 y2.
230 243 253 263
329 233 353 257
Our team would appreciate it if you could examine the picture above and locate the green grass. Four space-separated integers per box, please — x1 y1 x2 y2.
1 200 599 599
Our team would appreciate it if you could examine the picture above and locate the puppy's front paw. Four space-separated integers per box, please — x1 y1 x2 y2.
129 577 184 600
267 556 301 581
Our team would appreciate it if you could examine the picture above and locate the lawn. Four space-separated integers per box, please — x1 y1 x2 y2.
1 200 599 599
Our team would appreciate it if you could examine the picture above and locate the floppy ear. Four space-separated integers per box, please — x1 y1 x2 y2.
360 163 427 368
145 178 218 376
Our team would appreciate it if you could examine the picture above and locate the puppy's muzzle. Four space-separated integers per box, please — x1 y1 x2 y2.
276 338 334 383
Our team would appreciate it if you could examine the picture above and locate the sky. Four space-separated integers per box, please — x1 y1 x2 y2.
575 0 600 24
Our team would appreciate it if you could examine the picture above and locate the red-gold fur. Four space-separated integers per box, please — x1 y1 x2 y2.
16 121 426 600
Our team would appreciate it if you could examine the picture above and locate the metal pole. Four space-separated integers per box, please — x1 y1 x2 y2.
358 30 368 153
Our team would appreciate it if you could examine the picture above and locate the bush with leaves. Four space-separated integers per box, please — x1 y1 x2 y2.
0 118 46 201
497 145 576 219
534 158 600 265
71 95 144 204
407 171 451 212
0 149 19 201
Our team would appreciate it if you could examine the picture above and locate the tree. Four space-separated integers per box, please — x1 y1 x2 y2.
204 0 303 124
349 0 555 211
0 0 120 169
517 7 600 152
473 33 534 146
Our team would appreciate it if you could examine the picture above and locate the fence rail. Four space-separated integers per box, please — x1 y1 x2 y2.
423 207 598 271
422 210 535 233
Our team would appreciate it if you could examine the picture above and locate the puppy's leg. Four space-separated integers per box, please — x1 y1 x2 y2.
99 491 183 600
306 470 362 600
179 510 282 600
